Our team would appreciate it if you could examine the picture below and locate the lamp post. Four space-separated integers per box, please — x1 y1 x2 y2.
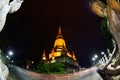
101 52 104 55
94 55 98 59
9 51 13 56
101 51 107 62
92 54 98 66
92 57 95 61
6 50 14 63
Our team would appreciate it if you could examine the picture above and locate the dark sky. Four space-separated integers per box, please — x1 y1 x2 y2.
0 0 107 67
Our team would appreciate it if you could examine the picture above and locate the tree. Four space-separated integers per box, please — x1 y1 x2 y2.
101 18 113 52
90 0 120 78
0 51 9 64
36 61 66 74
36 60 50 73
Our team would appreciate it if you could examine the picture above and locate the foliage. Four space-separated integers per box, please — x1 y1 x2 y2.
36 60 50 73
101 18 114 52
36 60 66 74
0 51 9 64
49 61 65 73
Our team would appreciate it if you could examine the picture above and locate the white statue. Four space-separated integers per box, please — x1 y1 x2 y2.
0 0 23 32
0 59 9 80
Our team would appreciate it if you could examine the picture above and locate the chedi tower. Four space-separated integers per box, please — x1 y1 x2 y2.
42 26 80 72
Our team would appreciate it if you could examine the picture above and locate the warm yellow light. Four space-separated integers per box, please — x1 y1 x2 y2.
42 57 46 60
54 52 61 57
56 48 62 51
54 39 66 47
51 59 56 63
52 56 55 60
49 51 61 59
73 53 76 61
49 51 54 59
67 53 72 58
42 50 47 60
49 54 52 59
73 57 77 61
51 56 56 63
31 61 34 64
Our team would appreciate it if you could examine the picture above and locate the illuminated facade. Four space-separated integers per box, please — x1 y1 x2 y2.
42 26 77 61
41 26 80 72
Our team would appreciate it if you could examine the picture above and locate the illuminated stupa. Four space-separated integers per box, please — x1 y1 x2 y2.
42 26 80 72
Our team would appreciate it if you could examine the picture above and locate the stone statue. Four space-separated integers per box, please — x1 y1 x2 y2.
0 0 23 79
0 0 23 32
0 59 9 80
90 0 120 79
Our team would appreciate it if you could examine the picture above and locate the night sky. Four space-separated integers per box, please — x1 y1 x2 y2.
0 0 107 67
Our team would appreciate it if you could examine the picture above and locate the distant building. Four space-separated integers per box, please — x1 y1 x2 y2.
41 26 80 72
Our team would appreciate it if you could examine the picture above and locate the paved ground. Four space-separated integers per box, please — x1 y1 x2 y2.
7 64 103 80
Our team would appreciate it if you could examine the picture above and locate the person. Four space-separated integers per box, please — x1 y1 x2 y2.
0 0 23 32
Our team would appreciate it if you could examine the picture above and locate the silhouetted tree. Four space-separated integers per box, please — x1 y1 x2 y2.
101 18 113 52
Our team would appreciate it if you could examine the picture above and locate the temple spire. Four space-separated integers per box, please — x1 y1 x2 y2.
58 26 62 35
42 50 46 60
57 26 63 38
72 51 76 61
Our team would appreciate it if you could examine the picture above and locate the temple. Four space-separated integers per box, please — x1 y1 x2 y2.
42 26 80 72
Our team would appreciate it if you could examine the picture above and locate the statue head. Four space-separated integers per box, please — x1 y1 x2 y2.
91 0 107 17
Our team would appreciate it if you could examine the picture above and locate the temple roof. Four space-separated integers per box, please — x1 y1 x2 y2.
54 26 66 47
42 26 77 62
57 26 63 39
